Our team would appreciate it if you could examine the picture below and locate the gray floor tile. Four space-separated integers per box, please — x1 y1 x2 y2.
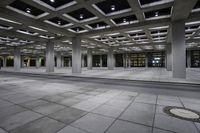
19 99 49 109
153 128 174 133
33 103 65 115
57 126 88 133
106 120 152 133
0 105 27 119
154 114 199 133
72 100 102 111
48 107 86 125
58 98 82 107
10 117 65 133
120 102 155 126
0 110 42 130
71 113 115 133
0 128 8 133
135 94 157 104
0 99 13 108
92 104 125 118
42 95 66 103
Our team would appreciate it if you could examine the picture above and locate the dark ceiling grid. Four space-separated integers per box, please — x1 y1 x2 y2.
0 0 200 55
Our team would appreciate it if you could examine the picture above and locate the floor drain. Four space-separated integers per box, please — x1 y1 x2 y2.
163 106 200 123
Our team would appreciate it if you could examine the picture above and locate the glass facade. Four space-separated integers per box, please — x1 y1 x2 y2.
130 53 146 67
148 52 165 67
191 50 200 67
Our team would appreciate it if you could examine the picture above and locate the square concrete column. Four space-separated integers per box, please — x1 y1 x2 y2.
21 56 24 68
46 41 54 73
123 54 127 68
107 47 114 70
14 47 21 71
72 36 81 73
166 44 172 71
171 20 186 78
128 54 131 68
3 55 7 68
87 49 92 70
187 50 191 68
61 56 64 67
57 52 62 68
100 55 103 67
36 56 40 68
145 53 148 68
81 55 85 67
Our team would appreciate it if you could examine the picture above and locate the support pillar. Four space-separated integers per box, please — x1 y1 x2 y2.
3 56 7 68
61 56 64 67
145 53 148 68
57 52 62 68
46 41 54 72
72 37 81 73
107 47 114 70
123 54 127 68
166 44 172 71
81 55 85 67
36 56 40 68
171 20 186 78
87 49 92 70
100 55 103 67
187 50 191 68
14 47 21 71
128 54 131 68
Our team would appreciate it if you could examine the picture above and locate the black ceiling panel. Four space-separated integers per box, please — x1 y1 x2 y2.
9 0 45 16
67 8 95 21
112 15 137 24
139 0 162 5
129 32 146 37
40 0 74 8
71 27 85 32
95 0 130 14
0 24 10 28
88 21 108 28
151 29 167 34
48 17 70 25
144 7 171 19
193 0 200 9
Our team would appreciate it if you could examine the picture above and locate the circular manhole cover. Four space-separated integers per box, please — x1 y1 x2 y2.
163 106 200 123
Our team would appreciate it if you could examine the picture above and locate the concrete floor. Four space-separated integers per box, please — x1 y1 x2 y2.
0 73 200 133
1 67 200 84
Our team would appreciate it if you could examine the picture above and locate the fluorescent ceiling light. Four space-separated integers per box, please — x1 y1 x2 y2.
0 17 22 25
28 26 48 32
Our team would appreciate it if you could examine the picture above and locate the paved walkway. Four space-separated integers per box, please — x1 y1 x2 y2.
0 75 200 133
1 67 200 84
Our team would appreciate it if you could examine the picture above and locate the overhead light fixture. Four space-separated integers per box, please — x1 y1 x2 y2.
123 19 127 23
80 14 84 19
50 0 55 2
58 21 61 25
26 8 31 14
0 17 21 25
155 12 159 17
111 5 115 11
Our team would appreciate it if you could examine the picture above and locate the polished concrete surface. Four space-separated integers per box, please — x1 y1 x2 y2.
1 67 200 84
0 74 200 133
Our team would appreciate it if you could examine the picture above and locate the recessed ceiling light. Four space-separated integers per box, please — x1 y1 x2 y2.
26 8 31 14
50 0 55 2
80 14 84 19
123 19 127 23
111 5 115 11
155 12 159 17
58 21 61 25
